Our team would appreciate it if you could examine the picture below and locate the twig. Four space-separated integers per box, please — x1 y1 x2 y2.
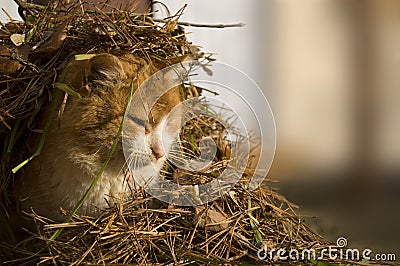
13 0 245 28
13 0 46 11
8 48 38 73
153 18 245 28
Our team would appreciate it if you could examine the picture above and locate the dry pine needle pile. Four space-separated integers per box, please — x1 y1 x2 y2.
0 2 340 265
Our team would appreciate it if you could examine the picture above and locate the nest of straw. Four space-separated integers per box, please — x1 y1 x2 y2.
0 2 352 265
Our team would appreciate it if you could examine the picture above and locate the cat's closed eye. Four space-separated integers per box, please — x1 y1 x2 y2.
127 114 146 128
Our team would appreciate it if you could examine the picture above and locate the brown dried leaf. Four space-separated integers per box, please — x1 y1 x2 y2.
10 33 25 46
0 45 30 73
33 20 69 53
193 205 230 232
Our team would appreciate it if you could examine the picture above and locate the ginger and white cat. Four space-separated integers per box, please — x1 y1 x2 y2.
17 53 185 221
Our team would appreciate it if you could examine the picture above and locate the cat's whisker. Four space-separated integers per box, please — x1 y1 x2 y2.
167 156 194 165
167 156 197 164
175 140 197 145
125 155 135 170
171 147 196 154
164 160 175 169
172 145 200 154
168 151 190 156
168 149 195 155
168 151 197 158
116 162 128 178
126 153 144 170
169 146 197 153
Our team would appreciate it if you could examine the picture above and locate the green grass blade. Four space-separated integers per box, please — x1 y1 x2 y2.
54 83 82 99
189 133 196 152
247 194 263 247
12 62 73 174
6 117 21 154
11 154 36 174
74 54 96 61
12 90 62 174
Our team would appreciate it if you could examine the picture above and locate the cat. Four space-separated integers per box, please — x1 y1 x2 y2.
16 53 186 221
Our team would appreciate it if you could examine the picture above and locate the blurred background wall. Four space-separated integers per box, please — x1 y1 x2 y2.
0 1 19 22
268 0 400 253
2 0 399 254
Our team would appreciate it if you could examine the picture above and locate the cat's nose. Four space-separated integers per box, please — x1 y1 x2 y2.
151 145 164 160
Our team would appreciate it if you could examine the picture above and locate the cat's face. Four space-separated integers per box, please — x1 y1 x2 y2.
123 85 183 172
63 54 184 175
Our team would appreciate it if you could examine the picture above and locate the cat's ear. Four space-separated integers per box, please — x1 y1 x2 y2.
85 54 125 93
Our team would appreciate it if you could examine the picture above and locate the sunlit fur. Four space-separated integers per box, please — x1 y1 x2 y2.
16 54 184 221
